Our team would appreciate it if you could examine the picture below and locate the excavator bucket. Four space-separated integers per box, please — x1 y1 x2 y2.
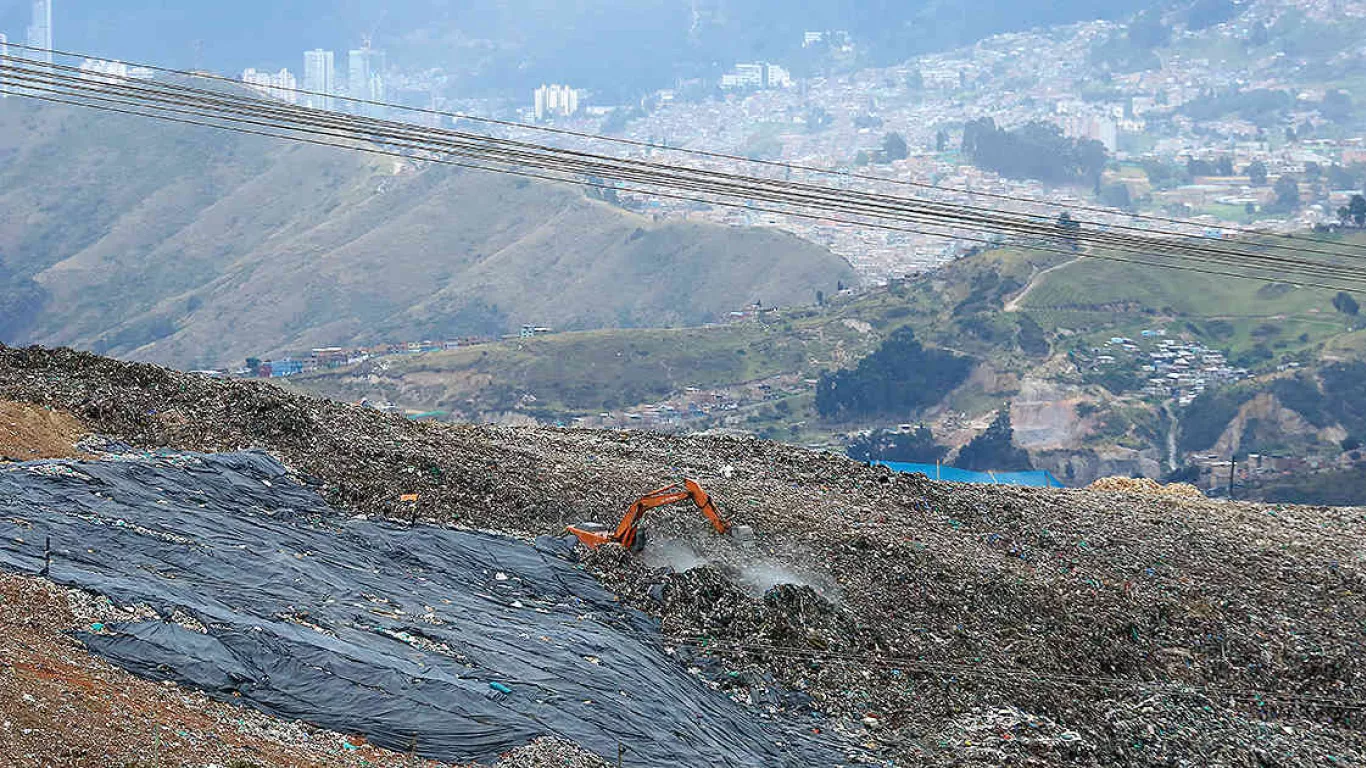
565 522 614 549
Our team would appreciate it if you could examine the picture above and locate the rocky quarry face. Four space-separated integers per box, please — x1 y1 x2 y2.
0 344 1363 767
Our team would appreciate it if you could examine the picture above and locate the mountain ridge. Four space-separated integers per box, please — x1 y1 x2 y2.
0 96 854 368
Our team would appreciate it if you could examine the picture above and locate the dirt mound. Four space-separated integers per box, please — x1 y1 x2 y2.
0 401 86 461
1 345 1364 766
1087 475 1205 498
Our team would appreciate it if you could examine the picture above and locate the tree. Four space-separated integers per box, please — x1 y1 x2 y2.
816 327 974 420
1304 161 1322 182
935 129 949 152
1322 90 1353 122
1246 161 1268 185
1273 174 1300 210
882 132 909 162
1056 212 1081 250
1340 206 1353 226
954 407 1033 471
1098 183 1133 210
815 290 825 306
1216 155 1234 176
846 425 948 464
1351 194 1366 226
1334 292 1360 316
854 150 871 166
961 118 1108 184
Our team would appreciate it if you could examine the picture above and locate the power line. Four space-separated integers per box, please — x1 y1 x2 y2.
7 49 1365 275
8 40 1361 259
6 55 1366 292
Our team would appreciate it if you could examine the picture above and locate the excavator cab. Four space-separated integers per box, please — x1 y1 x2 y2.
567 478 737 552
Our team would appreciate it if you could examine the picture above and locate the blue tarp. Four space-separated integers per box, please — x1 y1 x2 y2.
874 461 1066 488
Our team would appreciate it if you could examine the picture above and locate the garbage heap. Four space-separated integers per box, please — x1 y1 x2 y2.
2 345 1364 767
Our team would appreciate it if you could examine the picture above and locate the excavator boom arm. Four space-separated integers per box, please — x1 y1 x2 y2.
568 479 733 551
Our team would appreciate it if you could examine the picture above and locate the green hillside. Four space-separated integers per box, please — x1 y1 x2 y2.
292 244 1059 424
0 96 854 369
293 233 1366 492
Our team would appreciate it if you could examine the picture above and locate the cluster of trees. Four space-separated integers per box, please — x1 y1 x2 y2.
1186 156 1236 177
1333 291 1360 316
1268 174 1302 212
846 409 1035 473
816 327 974 419
1185 0 1239 30
955 408 1034 471
1090 10 1168 73
846 425 947 464
1336 196 1366 227
855 132 911 166
1260 466 1366 506
961 118 1108 185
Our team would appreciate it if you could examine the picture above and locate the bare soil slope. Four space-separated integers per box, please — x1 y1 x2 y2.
0 401 86 461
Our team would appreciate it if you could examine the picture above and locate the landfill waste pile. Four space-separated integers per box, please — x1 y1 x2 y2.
0 345 1364 766
0 449 841 765
1086 476 1205 499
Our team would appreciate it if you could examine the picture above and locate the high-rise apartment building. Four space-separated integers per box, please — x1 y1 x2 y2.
243 68 299 104
347 44 387 117
26 0 52 64
302 49 336 110
534 84 580 121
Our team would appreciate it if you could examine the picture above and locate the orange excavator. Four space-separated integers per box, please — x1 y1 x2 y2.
566 479 735 552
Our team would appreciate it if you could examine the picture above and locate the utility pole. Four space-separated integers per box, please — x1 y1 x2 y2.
1228 455 1237 500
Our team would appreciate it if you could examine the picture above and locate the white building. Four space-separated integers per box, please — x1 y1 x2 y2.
242 67 299 103
1060 114 1119 152
347 44 387 117
720 62 793 90
302 49 336 110
765 64 793 89
26 0 51 64
77 58 153 85
534 84 579 120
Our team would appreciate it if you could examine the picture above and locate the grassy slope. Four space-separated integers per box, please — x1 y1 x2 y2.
1017 236 1362 361
294 233 1366 465
0 96 854 369
293 245 1057 421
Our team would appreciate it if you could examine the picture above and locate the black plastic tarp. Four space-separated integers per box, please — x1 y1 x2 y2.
0 451 843 765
